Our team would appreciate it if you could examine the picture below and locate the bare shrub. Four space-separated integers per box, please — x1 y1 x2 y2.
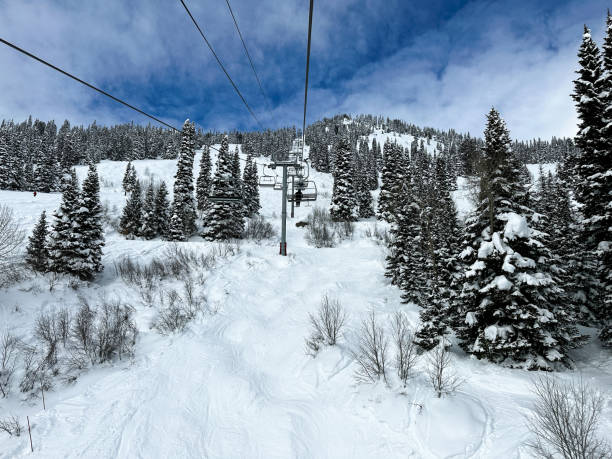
427 344 462 398
69 300 97 367
391 312 418 385
305 295 347 355
354 312 389 384
56 308 71 346
0 331 19 397
154 289 197 334
305 207 355 248
19 344 50 393
364 224 391 245
526 376 611 458
243 216 277 241
93 300 137 363
35 312 60 366
0 204 25 286
0 415 23 437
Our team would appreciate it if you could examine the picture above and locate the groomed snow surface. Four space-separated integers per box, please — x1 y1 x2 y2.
1 151 611 458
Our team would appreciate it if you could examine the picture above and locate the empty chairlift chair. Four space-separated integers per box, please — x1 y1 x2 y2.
258 165 277 187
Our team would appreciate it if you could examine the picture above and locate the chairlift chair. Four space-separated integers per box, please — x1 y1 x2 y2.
258 164 277 187
287 180 317 203
208 176 243 203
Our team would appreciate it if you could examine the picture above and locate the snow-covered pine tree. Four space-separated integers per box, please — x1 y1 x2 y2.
119 179 142 239
231 147 241 180
76 163 104 279
356 151 374 218
454 108 582 369
243 151 260 217
367 140 379 190
168 209 185 241
330 136 357 221
46 170 81 276
172 120 197 237
154 181 170 239
140 182 157 240
35 141 59 193
196 145 212 213
122 161 137 195
415 157 462 350
377 140 403 221
0 133 21 190
595 14 612 343
204 136 244 240
25 211 49 272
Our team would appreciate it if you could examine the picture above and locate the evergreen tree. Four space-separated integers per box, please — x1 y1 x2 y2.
47 170 81 276
377 141 404 221
243 151 260 217
196 145 212 212
140 182 157 239
454 108 581 369
172 120 197 237
76 164 105 279
25 211 49 272
168 210 185 241
330 136 357 221
119 179 142 239
231 147 241 180
204 136 244 240
596 14 612 343
154 181 170 239
122 161 137 195
356 153 374 218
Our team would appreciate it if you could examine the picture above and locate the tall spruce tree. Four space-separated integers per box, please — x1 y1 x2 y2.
46 170 81 276
140 182 157 239
172 120 197 238
330 136 357 221
454 108 582 369
26 211 49 272
154 181 170 239
572 22 612 344
76 164 104 279
119 179 142 239
122 161 137 195
196 145 212 212
356 153 374 218
377 141 404 221
204 136 244 240
243 152 260 217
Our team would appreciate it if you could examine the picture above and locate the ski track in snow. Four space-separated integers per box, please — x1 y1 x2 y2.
1 149 611 458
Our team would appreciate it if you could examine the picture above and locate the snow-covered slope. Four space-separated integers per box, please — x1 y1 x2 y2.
0 152 610 458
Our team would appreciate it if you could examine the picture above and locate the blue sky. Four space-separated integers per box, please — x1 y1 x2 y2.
0 0 609 139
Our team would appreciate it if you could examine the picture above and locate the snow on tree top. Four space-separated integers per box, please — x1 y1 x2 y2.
502 212 531 240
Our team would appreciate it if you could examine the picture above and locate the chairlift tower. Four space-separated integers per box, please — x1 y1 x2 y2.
270 140 303 255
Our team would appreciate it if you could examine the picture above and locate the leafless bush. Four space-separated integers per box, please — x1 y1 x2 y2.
35 312 61 366
305 295 347 355
0 415 23 437
69 300 97 367
243 216 277 241
19 344 51 393
93 300 137 363
526 376 611 459
57 309 71 346
46 271 61 292
153 286 204 335
391 312 418 385
354 312 389 384
364 224 391 245
0 205 25 286
427 344 462 398
114 244 234 287
305 208 355 248
0 331 19 397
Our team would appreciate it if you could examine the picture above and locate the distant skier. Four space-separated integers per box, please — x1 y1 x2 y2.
33 191 37 197
295 189 303 207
